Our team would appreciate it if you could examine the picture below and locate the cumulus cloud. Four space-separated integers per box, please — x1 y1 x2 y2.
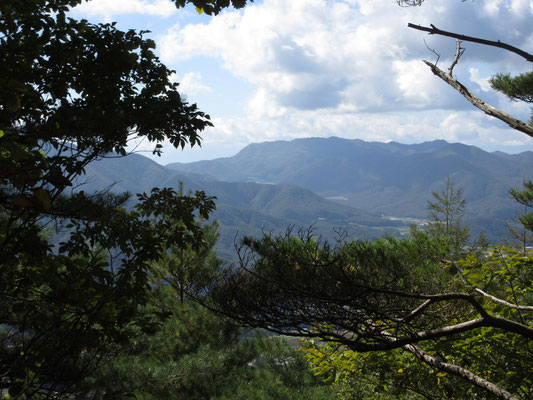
468 68 492 92
171 72 212 97
159 0 532 118
93 0 533 159
72 0 177 21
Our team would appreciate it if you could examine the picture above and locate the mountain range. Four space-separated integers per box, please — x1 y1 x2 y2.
168 137 533 219
82 137 533 259
82 150 402 260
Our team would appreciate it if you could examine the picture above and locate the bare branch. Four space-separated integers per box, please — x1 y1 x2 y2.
408 23 533 62
423 38 440 66
448 39 464 76
340 285 489 317
397 299 433 323
353 288 533 339
367 314 532 351
375 326 520 400
475 288 533 311
422 60 533 138
403 344 519 400
367 317 487 351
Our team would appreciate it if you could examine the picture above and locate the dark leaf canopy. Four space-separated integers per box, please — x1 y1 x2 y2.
1 0 213 157
0 0 228 395
175 0 253 15
207 231 453 346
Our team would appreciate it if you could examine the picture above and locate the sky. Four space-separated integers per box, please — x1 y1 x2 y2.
70 0 533 164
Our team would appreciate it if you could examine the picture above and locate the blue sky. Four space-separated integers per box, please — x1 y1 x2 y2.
70 0 533 164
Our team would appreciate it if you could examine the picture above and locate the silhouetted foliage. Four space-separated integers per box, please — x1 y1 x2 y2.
0 0 246 396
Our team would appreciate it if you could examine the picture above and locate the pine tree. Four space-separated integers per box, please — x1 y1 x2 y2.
426 176 469 257
507 180 533 252
490 71 533 125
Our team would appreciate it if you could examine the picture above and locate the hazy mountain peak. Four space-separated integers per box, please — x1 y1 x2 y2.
84 137 533 253
165 137 533 223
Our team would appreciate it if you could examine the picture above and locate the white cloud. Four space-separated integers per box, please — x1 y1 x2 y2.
246 88 288 118
125 0 533 161
393 60 444 106
142 105 533 165
468 68 492 92
198 108 533 153
73 0 177 21
172 72 212 96
159 0 531 117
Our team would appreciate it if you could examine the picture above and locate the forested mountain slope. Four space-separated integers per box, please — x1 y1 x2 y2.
167 137 533 221
81 154 405 260
81 137 533 256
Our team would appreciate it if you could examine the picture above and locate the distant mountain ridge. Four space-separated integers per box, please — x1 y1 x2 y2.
82 152 405 260
81 137 533 259
166 137 533 223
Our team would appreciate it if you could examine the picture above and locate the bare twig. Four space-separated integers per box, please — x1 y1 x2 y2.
448 39 464 76
402 299 432 323
423 38 440 66
475 288 533 311
408 23 533 62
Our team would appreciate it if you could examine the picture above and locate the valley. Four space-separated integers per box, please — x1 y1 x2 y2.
82 137 533 260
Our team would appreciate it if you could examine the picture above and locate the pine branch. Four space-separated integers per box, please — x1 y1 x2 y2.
408 23 533 62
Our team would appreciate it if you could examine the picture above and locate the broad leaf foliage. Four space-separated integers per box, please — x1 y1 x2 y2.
0 0 222 397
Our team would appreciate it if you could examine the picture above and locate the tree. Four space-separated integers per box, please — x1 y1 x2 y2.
201 2 531 398
509 180 533 232
205 230 533 400
399 2 533 137
302 337 470 399
504 181 533 253
81 222 335 400
426 176 469 257
0 0 259 396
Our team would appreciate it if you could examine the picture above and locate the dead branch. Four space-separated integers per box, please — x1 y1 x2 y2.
375 326 520 400
408 23 533 62
422 60 533 138
364 324 518 400
361 313 532 351
403 344 519 400
399 299 432 323
448 39 464 76
475 288 533 311
423 38 440 66
326 320 520 400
